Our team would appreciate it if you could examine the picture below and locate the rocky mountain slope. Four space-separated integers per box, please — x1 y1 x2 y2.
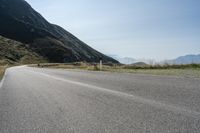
0 35 47 65
0 0 118 63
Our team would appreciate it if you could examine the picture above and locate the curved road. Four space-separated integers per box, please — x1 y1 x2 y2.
0 66 200 133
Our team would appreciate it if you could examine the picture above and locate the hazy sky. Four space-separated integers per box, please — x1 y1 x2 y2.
26 0 200 61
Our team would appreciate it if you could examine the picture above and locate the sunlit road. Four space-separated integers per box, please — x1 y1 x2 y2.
0 66 200 133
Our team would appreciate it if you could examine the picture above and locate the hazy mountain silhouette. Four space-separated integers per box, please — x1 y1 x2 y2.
174 54 200 64
109 55 137 64
0 0 118 63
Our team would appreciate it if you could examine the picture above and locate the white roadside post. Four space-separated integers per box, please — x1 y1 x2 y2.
99 57 102 71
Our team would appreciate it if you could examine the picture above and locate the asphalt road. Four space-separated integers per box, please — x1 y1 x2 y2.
0 66 200 133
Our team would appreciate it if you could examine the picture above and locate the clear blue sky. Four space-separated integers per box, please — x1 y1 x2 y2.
26 0 200 61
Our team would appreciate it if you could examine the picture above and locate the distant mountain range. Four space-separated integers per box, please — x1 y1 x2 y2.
110 54 200 65
172 54 200 64
0 0 118 64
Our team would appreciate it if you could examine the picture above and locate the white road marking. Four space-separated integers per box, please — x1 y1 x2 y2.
26 69 200 118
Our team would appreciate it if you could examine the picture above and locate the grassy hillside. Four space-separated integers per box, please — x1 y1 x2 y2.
0 35 47 65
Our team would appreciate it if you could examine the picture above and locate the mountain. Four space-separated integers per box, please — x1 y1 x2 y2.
174 54 200 64
0 35 47 65
132 62 147 66
118 57 137 64
109 55 136 64
0 0 118 63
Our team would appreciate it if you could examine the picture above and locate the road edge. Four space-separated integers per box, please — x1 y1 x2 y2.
0 68 7 89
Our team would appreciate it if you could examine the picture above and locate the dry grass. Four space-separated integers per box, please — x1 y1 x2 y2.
0 65 7 80
34 63 200 78
106 68 200 78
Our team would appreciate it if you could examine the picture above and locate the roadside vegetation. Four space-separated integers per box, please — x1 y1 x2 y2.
0 65 7 80
34 62 200 78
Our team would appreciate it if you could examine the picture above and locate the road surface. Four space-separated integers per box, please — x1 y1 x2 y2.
0 66 200 133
